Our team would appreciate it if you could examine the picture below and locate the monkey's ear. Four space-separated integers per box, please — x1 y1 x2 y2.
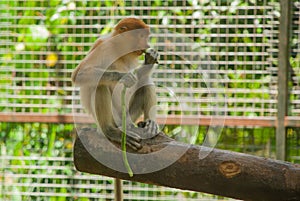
119 26 128 33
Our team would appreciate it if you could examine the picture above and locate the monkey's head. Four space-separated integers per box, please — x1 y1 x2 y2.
113 18 150 56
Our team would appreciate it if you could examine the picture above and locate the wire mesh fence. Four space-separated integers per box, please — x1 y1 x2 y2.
0 122 281 201
291 1 300 117
0 155 238 201
0 0 299 200
1 0 299 125
2 123 295 200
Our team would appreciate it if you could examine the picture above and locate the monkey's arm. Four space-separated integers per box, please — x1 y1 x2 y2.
72 66 132 87
135 48 159 85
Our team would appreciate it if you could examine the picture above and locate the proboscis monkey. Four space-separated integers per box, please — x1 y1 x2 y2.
72 18 159 150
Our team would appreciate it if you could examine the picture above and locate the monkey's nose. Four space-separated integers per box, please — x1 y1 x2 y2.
141 45 150 53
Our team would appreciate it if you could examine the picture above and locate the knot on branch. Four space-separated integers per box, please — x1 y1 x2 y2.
219 161 241 178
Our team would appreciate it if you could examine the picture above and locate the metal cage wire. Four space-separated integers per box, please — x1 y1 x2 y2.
1 0 299 200
1 0 298 126
2 155 233 200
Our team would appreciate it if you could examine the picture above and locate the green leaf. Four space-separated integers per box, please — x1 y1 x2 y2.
25 25 50 50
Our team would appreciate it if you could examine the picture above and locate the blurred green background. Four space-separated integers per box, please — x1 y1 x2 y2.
0 0 299 200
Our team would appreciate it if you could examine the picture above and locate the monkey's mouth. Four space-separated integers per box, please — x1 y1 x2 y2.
136 50 145 55
135 46 149 55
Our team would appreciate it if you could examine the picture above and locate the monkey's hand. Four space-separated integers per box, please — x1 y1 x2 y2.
119 72 137 88
137 119 159 139
144 48 159 65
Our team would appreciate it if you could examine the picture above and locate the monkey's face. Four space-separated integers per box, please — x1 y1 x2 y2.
135 29 151 55
113 18 151 57
125 28 150 56
117 28 150 57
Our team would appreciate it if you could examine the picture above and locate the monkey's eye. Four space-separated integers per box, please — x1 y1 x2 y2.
119 26 127 32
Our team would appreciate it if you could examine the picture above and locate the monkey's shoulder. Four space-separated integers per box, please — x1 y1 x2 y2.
88 38 105 53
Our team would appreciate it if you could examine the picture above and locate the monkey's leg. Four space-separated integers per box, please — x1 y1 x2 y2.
94 85 142 150
129 85 159 139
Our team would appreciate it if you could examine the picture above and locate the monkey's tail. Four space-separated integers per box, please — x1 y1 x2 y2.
121 86 134 177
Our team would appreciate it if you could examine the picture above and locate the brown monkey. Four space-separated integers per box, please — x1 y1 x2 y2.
72 18 159 150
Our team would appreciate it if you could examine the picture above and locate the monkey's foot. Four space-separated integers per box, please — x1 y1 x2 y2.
123 130 144 150
104 128 142 150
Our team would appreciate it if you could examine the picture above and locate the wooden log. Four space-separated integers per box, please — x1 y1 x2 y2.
73 128 300 201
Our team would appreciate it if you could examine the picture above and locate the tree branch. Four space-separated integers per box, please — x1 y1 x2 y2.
73 128 300 201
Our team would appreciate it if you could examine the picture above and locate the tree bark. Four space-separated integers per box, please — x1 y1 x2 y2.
73 127 300 201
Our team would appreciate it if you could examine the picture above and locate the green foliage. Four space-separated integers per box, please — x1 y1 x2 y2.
0 0 299 200
0 0 289 117
0 122 74 200
0 123 74 157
